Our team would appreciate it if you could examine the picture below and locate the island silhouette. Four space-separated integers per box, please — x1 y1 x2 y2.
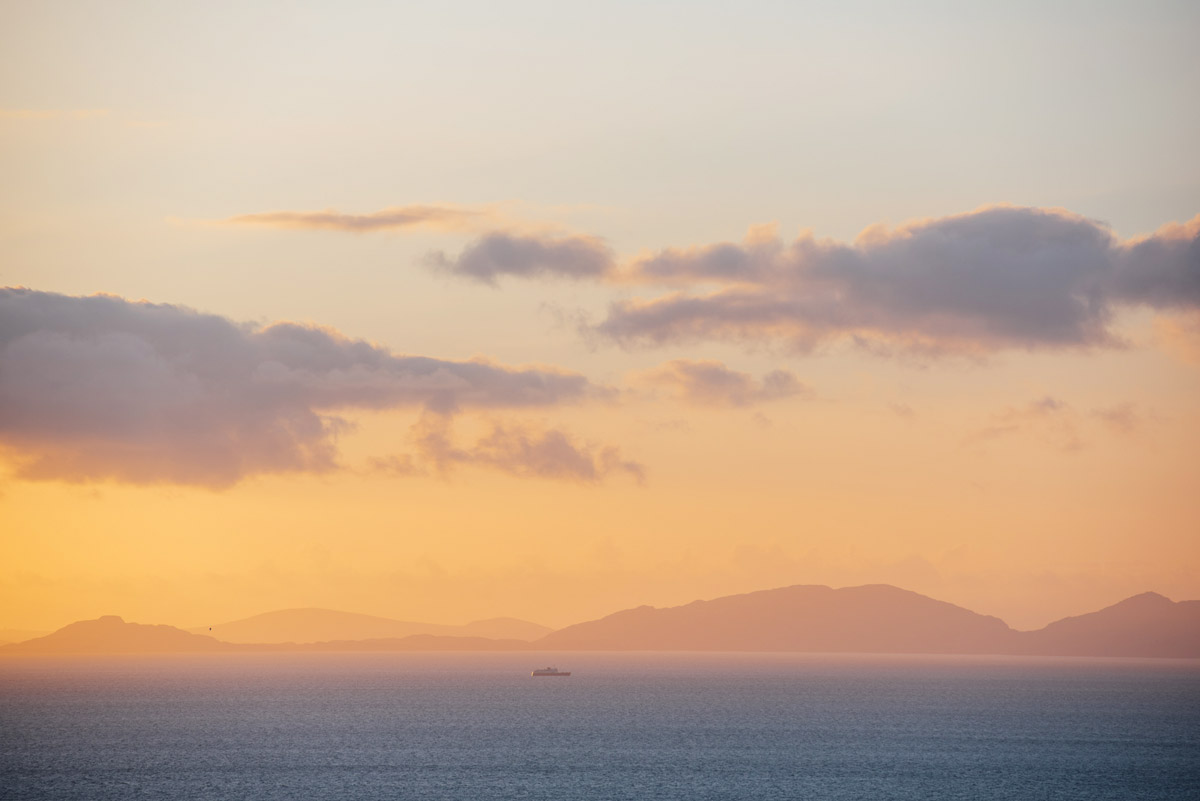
4 584 1197 658
187 608 552 644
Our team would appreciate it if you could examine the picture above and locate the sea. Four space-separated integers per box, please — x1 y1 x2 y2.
1 652 1197 800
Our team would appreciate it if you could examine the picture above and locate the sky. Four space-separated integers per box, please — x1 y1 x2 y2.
1 0 1198 634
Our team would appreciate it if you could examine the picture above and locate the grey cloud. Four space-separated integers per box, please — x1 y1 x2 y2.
225 204 485 233
598 206 1200 356
635 359 810 408
0 288 601 487
427 232 615 285
410 412 644 484
634 239 780 285
1112 218 1200 309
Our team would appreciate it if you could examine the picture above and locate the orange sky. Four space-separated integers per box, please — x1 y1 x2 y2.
1 2 1198 635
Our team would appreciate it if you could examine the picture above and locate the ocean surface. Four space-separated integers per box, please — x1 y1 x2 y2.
1 652 1197 800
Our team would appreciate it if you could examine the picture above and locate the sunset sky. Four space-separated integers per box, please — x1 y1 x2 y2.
2 1 1197 635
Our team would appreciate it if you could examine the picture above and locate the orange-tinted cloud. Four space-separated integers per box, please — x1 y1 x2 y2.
223 204 489 233
1091 402 1143 435
633 359 810 408
404 412 644 484
0 288 605 487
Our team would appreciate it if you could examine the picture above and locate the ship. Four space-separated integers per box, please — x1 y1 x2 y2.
531 666 571 677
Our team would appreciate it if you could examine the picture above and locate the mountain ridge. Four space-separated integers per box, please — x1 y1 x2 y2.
1014 592 1200 658
4 584 1197 657
537 584 1016 653
536 583 1198 657
0 616 533 654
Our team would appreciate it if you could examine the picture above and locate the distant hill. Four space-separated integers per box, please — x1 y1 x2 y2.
0 616 534 655
538 584 1014 653
302 634 530 652
536 584 1200 658
0 629 48 646
1 616 232 654
1015 592 1200 658
459 618 553 641
8 587 1196 658
189 608 552 644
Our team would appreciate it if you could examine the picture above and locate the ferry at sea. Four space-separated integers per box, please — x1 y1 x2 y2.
531 666 571 677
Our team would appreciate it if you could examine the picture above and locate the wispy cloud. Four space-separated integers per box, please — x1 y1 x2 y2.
970 396 1155 450
222 204 491 233
971 396 1083 452
404 412 644 484
0 288 606 488
633 359 810 408
1091 402 1143 435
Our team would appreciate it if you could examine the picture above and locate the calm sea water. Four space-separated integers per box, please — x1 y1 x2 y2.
1 652 1197 800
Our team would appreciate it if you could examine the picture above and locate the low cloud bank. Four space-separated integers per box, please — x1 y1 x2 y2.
0 289 603 487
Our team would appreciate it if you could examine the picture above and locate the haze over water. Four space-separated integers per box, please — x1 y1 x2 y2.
2 653 1197 800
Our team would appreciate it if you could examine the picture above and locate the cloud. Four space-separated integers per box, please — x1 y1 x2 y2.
222 204 489 233
408 412 644 484
972 396 1153 448
633 359 810 408
1091 402 1142 434
0 288 604 487
971 396 1083 452
621 221 784 286
595 206 1200 356
426 232 615 285
1112 216 1200 309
